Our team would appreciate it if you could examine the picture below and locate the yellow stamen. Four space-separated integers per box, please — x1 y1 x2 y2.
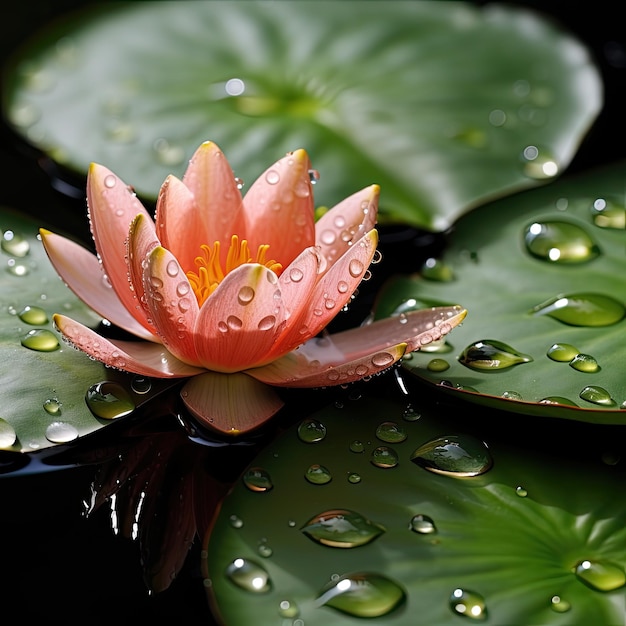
187 235 282 307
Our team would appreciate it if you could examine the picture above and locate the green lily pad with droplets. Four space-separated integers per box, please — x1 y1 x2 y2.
2 0 602 230
0 205 177 453
204 392 626 625
374 159 626 423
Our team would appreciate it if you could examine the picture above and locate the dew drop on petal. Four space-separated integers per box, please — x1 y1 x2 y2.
315 572 405 618
237 285 255 305
265 170 280 185
225 558 271 593
257 315 276 331
227 315 243 330
320 229 336 245
103 174 117 189
371 352 395 368
348 259 364 277
166 260 179 277
289 267 304 282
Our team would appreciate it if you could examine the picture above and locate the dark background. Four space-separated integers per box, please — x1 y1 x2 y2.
0 2 623 624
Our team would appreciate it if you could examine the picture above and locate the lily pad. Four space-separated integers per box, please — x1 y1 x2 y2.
2 0 601 229
204 393 626 625
374 160 626 423
0 205 176 454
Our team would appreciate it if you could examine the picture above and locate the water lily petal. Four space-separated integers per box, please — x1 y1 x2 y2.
315 184 379 268
87 163 154 321
242 149 315 266
248 306 468 387
194 264 286 372
142 246 201 366
53 314 205 377
248 342 407 388
180 371 284 435
285 229 378 343
40 229 157 341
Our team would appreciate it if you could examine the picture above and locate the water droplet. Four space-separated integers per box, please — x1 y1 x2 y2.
501 390 523 400
18 305 48 325
305 463 332 485
6 260 29 276
402 404 421 422
257 315 275 331
45 421 79 443
348 259 364 277
579 385 615 407
449 588 488 620
530 293 625 326
411 435 493 477
229 514 243 528
347 472 361 484
574 559 626 591
569 353 600 373
515 486 528 497
257 541 273 558
301 509 385 548
1 230 30 257
0 418 17 448
427 358 450 372
375 421 407 443
349 440 364 453
21 328 59 351
315 572 406 618
166 260 179 277
225 558 271 593
308 169 320 184
243 467 273 492
546 343 579 362
410 514 437 534
237 285 255 305
370 446 399 468
103 174 117 188
278 599 299 618
130 376 152 394
524 221 600 263
265 170 280 185
550 595 571 613
371 352 395 368
227 315 243 330
421 257 455 281
590 197 625 230
521 145 559 179
288 267 304 282
43 398 62 415
85 381 136 419
538 396 579 407
458 339 532 371
297 418 327 443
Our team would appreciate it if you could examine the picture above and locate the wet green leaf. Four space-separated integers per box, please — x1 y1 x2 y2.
375 160 626 423
0 206 176 453
2 1 601 229
204 393 626 624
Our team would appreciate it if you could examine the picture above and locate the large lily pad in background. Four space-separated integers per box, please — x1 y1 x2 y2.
2 1 601 230
374 160 626 423
0 206 175 454
204 393 626 625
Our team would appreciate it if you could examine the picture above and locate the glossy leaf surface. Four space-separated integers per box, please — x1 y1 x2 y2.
375 160 626 423
204 392 626 624
2 1 601 229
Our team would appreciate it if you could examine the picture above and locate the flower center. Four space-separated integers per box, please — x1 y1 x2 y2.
186 235 282 307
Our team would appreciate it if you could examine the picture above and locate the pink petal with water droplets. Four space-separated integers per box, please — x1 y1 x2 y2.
40 229 157 341
242 149 315 267
87 163 154 321
315 184 379 268
288 229 378 341
142 246 201 366
180 371 284 435
53 314 205 377
193 264 287 372
248 306 467 387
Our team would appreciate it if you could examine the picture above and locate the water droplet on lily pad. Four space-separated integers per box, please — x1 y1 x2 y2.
21 328 59 351
370 446 399 468
569 353 600 372
539 396 579 407
574 559 626 591
579 385 615 406
546 343 579 362
225 557 271 593
524 220 600 263
411 435 493 477
458 339 532 371
45 421 78 443
278 599 299 618
297 418 327 443
421 257 455 281
243 467 273 492
521 145 559 180
530 293 625 326
315 572 406 618
43 398 62 415
0 418 17 448
375 421 407 443
410 514 437 534
590 197 625 229
427 358 450 372
449 587 488 620
1 230 30 257
305 464 332 485
301 509 385 548
85 381 136 419
550 595 571 613
18 305 48 325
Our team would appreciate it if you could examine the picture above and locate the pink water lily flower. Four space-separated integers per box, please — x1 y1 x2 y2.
41 141 466 435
